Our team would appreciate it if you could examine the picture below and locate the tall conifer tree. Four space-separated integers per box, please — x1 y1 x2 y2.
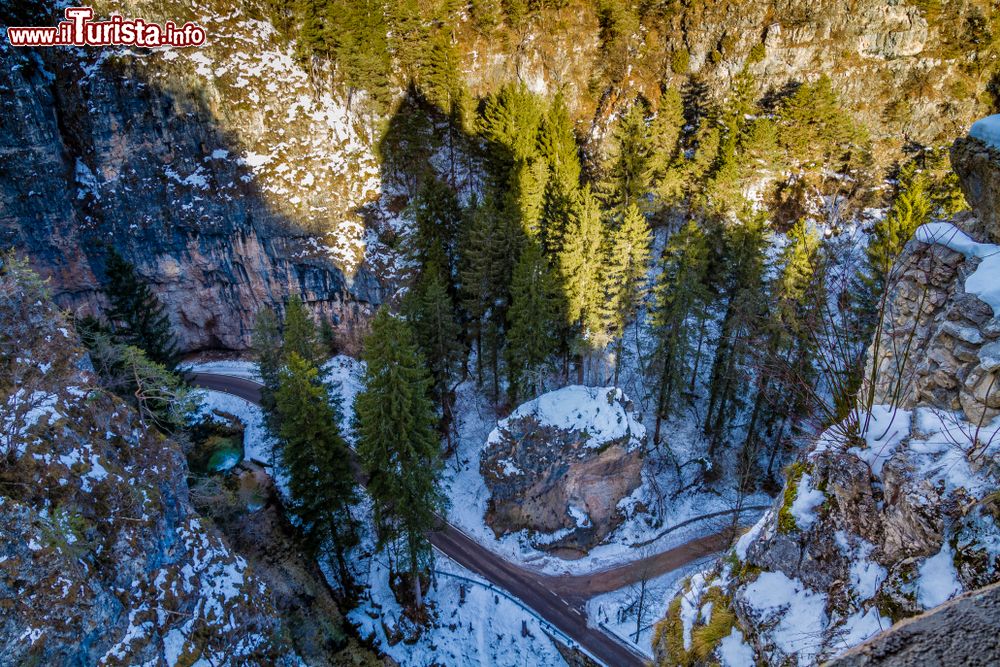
599 204 652 386
507 241 561 402
354 310 445 609
103 249 178 370
275 353 358 588
649 220 711 445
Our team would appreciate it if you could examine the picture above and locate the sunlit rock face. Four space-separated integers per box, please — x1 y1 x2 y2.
0 3 382 354
480 386 645 555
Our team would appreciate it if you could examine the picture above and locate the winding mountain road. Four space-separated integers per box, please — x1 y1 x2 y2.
191 371 758 667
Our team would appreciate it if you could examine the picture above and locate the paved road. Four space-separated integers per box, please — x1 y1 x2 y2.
191 371 755 667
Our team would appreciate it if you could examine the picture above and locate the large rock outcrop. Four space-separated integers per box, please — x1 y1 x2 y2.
829 581 1000 666
951 134 1000 245
480 386 645 556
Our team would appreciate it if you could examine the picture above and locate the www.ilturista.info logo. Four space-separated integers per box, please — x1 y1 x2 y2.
6 7 206 48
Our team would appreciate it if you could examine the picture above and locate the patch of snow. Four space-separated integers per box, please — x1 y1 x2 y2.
680 572 710 651
182 360 262 383
585 557 711 657
970 115 1000 150
789 473 825 531
741 571 828 663
735 510 772 561
833 608 889 650
567 504 592 529
718 627 755 667
916 543 962 609
850 406 912 479
489 385 645 451
192 389 273 466
914 222 1000 316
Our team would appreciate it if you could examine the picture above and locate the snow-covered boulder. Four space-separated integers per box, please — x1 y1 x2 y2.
480 386 646 556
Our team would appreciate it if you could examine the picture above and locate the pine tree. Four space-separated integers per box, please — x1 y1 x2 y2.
603 101 653 211
282 295 322 368
507 156 549 239
506 241 561 402
294 0 331 62
538 92 582 254
854 161 933 346
478 84 544 190
649 88 686 206
703 208 770 465
707 69 757 210
458 197 519 398
556 186 607 380
252 307 283 445
413 177 463 280
275 353 358 588
354 310 446 609
742 221 823 481
648 220 711 445
403 264 463 448
332 0 394 112
319 317 339 356
599 204 652 386
778 75 863 169
103 248 179 369
386 0 426 80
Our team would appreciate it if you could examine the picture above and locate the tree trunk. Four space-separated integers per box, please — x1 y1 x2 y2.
476 329 483 384
612 335 624 387
689 318 706 394
653 342 676 446
633 578 647 644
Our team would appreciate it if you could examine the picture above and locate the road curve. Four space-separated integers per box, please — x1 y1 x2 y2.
191 371 748 667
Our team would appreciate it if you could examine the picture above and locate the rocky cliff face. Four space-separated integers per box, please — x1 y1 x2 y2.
0 260 300 665
0 0 384 354
1 1 991 356
651 131 1000 665
459 0 990 150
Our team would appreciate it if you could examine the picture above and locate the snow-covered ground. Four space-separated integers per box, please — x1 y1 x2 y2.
585 556 715 657
915 222 1000 315
191 388 273 465
349 531 570 667
191 359 576 667
181 359 262 383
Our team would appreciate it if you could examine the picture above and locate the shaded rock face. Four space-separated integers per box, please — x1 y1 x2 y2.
830 581 1000 667
480 388 644 555
0 40 380 354
952 137 1000 244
